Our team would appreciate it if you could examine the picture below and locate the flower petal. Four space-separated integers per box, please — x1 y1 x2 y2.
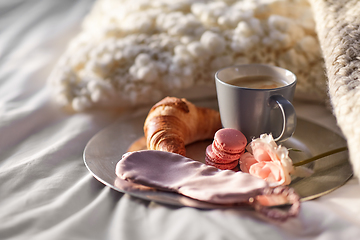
253 148 272 162
239 152 258 173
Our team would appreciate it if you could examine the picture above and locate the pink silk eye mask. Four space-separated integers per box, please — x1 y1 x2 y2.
116 150 268 204
115 150 300 221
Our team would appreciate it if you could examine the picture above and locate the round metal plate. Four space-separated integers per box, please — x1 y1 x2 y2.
83 101 352 208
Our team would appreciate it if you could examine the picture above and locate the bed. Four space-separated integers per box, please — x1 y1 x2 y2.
1 1 360 239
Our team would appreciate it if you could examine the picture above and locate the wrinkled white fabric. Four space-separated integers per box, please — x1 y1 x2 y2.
1 1 360 240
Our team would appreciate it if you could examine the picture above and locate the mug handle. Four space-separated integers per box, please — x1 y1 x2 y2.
269 95 297 142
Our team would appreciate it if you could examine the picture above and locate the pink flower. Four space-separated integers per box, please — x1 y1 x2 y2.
239 134 293 187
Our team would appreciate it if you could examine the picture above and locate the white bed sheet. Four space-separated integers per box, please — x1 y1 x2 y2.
1 1 360 239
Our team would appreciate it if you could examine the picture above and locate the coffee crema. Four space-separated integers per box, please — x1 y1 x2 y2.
227 75 287 89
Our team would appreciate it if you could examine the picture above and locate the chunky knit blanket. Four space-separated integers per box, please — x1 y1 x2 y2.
309 0 360 178
49 0 327 112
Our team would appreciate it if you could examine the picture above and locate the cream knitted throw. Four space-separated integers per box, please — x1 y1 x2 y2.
309 0 360 178
49 0 327 112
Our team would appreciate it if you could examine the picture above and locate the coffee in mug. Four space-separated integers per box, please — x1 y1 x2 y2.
227 75 287 89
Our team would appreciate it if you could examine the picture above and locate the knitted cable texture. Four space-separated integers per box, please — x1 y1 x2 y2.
309 0 360 178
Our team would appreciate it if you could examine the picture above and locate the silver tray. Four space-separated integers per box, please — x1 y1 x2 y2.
83 100 352 208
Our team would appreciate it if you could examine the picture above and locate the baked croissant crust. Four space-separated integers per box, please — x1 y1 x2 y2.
144 97 222 156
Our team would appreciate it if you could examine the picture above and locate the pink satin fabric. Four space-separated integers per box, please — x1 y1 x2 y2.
116 150 300 221
116 150 268 204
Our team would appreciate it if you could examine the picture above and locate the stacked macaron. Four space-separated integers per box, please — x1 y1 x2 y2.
205 128 247 171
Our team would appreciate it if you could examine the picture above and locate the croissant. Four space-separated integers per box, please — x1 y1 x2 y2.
144 96 222 156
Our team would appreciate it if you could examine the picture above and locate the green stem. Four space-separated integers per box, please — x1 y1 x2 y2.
293 146 348 167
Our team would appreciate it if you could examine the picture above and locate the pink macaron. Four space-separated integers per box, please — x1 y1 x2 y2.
213 128 247 154
204 128 247 171
205 156 239 170
206 144 241 163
